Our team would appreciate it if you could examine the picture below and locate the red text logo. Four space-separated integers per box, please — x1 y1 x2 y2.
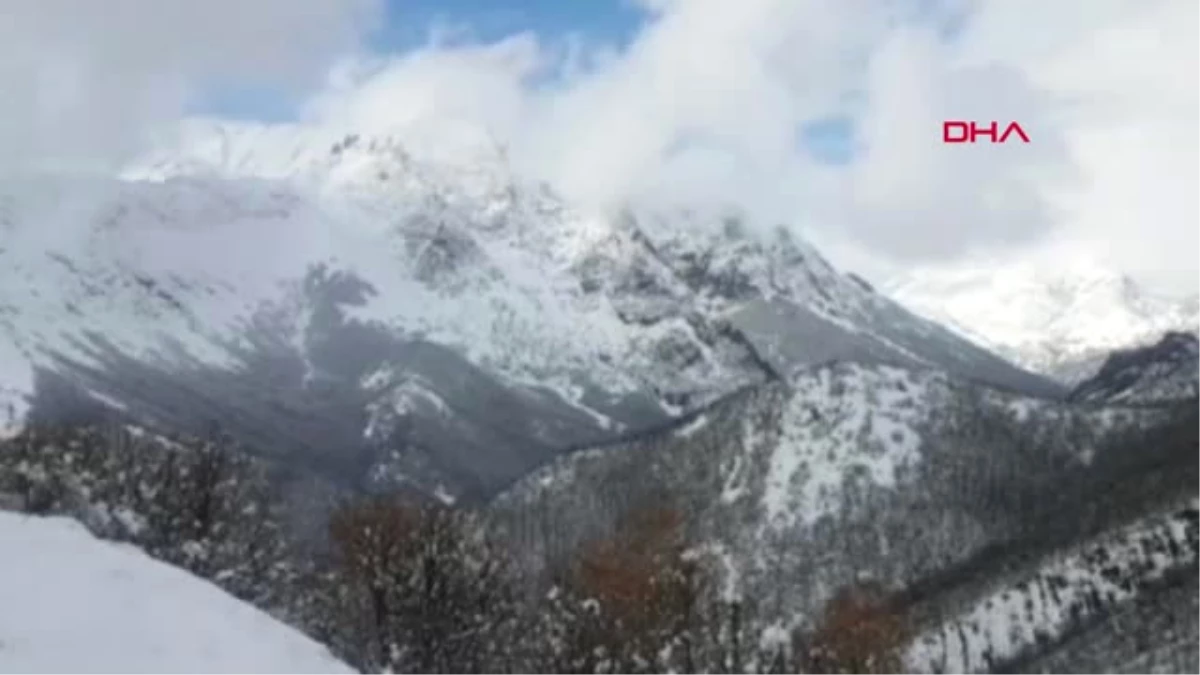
942 121 1030 144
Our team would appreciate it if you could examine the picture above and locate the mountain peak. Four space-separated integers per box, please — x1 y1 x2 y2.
128 117 515 186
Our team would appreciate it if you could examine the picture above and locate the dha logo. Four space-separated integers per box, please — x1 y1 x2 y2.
943 121 1030 144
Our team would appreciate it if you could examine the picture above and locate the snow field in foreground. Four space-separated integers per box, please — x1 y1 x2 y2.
0 511 351 674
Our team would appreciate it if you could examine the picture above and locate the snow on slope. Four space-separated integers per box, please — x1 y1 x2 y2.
0 116 1069 505
492 356 1197 671
758 364 932 526
2 118 1058 441
131 120 1060 397
887 258 1199 384
2 129 756 428
905 501 1199 673
1 169 705 495
496 358 1172 637
0 173 647 440
0 511 351 674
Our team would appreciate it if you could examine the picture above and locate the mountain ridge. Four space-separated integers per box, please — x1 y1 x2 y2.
2 120 1060 501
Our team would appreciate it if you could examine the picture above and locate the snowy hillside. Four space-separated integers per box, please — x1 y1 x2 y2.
494 358 1198 671
0 119 1058 499
495 359 1191 609
905 501 1198 673
0 510 350 674
129 120 1060 397
886 259 1199 384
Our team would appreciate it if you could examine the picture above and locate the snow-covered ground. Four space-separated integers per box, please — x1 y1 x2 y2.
759 363 935 526
904 502 1199 673
0 511 351 674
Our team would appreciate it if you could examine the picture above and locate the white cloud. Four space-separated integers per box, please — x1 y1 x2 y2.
304 0 895 222
833 25 1077 262
0 0 381 174
5 0 1193 293
303 33 544 145
296 0 1195 292
1031 0 1198 293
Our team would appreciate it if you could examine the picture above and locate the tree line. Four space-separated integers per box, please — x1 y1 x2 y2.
0 422 909 673
320 494 909 673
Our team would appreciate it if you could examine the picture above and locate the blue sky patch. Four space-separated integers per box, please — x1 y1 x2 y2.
371 0 645 50
799 116 860 165
193 0 646 120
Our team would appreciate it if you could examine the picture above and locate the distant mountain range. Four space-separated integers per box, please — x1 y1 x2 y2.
887 261 1198 384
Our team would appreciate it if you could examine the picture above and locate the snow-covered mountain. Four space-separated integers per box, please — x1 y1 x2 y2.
886 260 1199 384
494 359 1198 672
1 118 1195 673
0 120 1058 500
0 510 350 673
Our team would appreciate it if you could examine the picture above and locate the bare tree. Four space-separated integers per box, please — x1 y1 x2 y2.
799 582 908 674
557 504 709 673
328 495 517 673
